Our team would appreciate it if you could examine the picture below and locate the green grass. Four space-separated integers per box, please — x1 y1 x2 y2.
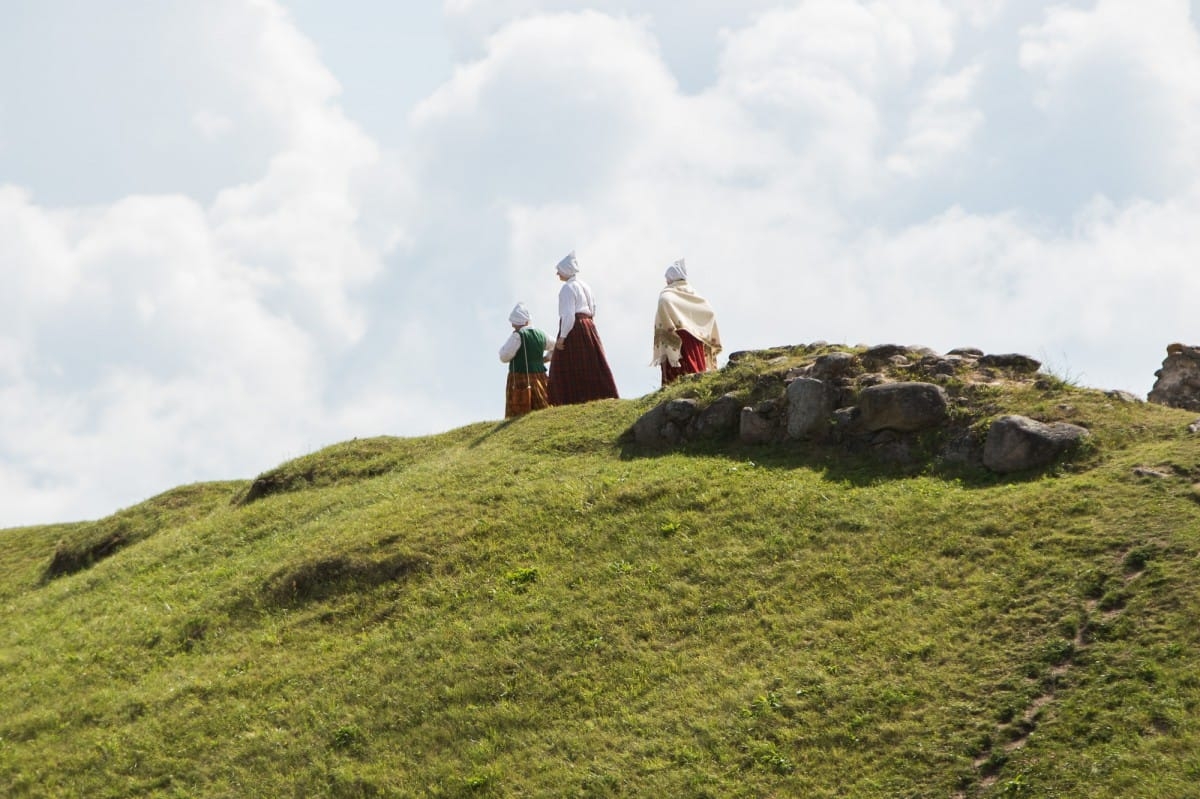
3 363 1200 797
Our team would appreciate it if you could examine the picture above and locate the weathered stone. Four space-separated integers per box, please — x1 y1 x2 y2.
856 373 887 388
982 415 1090 473
948 347 983 358
810 352 858 381
630 404 670 447
1105 390 1143 404
857 382 949 432
1133 466 1171 479
784 366 810 381
978 353 1042 373
1188 419 1200 435
786 378 837 439
1148 344 1200 412
664 398 699 424
862 344 911 369
693 394 741 439
870 432 920 466
939 430 983 467
740 405 781 444
832 406 861 432
924 355 967 376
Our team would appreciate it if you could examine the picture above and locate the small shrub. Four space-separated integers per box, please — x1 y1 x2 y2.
1037 638 1075 666
1122 546 1155 573
504 567 538 591
178 617 209 652
330 724 366 754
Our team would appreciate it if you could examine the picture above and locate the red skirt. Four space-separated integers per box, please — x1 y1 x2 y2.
660 330 710 386
548 315 619 406
505 371 551 418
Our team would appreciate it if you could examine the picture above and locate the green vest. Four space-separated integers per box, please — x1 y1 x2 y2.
509 328 548 374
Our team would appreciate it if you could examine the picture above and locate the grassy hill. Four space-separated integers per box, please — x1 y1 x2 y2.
3 345 1200 798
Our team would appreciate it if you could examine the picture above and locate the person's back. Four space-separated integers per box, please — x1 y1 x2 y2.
547 251 619 406
652 258 721 386
499 302 552 418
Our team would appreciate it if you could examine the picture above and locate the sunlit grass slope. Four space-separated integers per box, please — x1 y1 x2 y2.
3 353 1200 798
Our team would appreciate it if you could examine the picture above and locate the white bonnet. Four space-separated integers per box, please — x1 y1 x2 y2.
664 258 687 283
509 302 532 326
556 251 580 278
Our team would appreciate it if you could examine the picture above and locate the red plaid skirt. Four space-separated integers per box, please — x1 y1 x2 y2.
660 330 710 386
505 371 551 418
548 315 619 406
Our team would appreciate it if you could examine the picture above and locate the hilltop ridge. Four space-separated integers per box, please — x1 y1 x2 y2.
3 343 1200 797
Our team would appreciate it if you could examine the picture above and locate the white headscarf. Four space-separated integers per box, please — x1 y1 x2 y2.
664 258 687 283
556 251 580 278
509 302 532 326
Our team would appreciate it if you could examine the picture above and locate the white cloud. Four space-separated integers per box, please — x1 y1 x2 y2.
0 0 407 527
7 0 1200 528
413 11 675 203
440 0 784 91
714 1 975 196
192 110 235 140
1020 0 1200 195
887 64 985 177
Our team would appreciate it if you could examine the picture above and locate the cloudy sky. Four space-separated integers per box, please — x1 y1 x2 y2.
4 0 1200 527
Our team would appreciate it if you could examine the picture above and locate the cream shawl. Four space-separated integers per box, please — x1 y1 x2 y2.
651 281 722 368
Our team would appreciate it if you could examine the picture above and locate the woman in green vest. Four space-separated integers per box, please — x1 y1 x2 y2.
499 302 552 418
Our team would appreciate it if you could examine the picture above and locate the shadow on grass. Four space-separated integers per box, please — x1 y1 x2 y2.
262 551 430 607
40 481 243 584
467 417 520 448
617 434 1059 490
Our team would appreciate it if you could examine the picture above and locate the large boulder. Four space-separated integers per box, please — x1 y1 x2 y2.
978 353 1042 373
810 352 859 382
630 403 671 446
856 382 949 432
693 394 742 439
629 399 697 446
664 399 699 424
740 402 783 444
983 415 1090 473
786 378 837 439
1148 343 1200 412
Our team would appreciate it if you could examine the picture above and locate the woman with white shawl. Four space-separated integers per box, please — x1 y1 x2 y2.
651 259 722 386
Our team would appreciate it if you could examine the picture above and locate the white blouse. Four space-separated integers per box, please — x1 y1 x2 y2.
557 277 597 341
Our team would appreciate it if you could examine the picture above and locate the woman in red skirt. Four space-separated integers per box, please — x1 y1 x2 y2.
547 251 619 406
651 258 722 386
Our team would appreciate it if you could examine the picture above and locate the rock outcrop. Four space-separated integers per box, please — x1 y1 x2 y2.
1149 343 1200 412
625 343 1094 475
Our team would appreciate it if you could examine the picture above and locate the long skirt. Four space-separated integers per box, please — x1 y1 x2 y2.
660 330 711 386
548 315 619 406
505 372 551 418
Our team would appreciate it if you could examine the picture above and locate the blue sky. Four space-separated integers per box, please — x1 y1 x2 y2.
3 0 1200 527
